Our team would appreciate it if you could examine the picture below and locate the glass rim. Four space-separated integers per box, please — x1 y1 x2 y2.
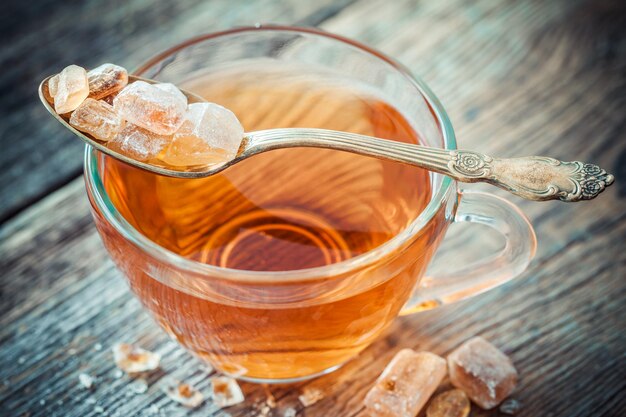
84 25 458 282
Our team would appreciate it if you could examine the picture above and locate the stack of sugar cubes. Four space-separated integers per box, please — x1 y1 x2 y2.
364 337 519 417
47 64 244 166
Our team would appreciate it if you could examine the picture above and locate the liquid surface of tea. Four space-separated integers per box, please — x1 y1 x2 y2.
104 68 431 271
100 65 436 379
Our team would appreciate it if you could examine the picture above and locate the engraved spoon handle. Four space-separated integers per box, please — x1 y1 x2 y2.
246 129 615 202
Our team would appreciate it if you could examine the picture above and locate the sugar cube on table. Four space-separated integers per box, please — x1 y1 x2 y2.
364 349 447 417
113 80 187 135
210 376 245 408
78 373 95 390
87 63 128 100
50 64 89 114
158 102 244 167
162 380 204 408
426 389 470 417
69 98 123 142
108 124 170 162
447 337 518 409
111 343 161 374
298 387 324 407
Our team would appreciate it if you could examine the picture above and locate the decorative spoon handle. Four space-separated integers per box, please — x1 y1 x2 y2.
442 152 614 202
246 129 615 202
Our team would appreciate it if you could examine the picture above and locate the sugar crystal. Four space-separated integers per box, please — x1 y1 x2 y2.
128 378 148 394
88 63 128 100
447 337 517 409
426 389 470 417
112 343 161 374
70 98 123 142
109 124 170 162
298 387 324 407
158 102 243 167
102 93 117 106
364 349 447 417
79 373 95 390
258 404 271 416
162 380 204 408
210 376 244 408
51 65 89 114
48 74 59 97
154 83 186 103
114 81 186 135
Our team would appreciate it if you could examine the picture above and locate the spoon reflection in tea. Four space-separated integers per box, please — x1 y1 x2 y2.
39 75 614 203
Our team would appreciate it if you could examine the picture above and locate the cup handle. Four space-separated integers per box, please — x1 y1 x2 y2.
400 190 537 315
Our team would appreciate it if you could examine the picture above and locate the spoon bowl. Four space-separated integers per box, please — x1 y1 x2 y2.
38 74 223 178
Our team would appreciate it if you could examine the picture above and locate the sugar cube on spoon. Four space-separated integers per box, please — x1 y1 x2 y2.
87 63 128 100
69 98 123 142
108 123 170 162
42 62 248 170
49 65 89 114
158 102 244 167
113 80 187 135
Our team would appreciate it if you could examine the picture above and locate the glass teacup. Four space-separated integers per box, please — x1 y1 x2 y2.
85 26 536 383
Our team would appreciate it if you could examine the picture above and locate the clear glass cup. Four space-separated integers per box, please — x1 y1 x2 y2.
84 26 536 383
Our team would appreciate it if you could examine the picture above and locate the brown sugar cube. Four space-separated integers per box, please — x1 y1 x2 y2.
87 63 128 100
50 64 89 114
447 337 518 409
210 376 244 408
364 349 447 417
113 80 186 135
108 123 170 162
162 380 204 408
69 98 123 142
426 389 470 417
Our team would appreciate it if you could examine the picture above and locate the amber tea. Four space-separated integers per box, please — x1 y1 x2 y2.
98 66 438 379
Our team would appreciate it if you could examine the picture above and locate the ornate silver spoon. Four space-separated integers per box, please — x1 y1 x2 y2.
39 75 614 202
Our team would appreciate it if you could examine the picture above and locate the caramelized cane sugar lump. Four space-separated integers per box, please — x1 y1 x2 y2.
87 63 128 100
158 102 244 167
447 337 518 409
113 80 187 135
364 349 447 417
162 380 204 408
69 98 123 141
426 389 471 417
210 376 245 408
111 343 161 374
50 64 89 114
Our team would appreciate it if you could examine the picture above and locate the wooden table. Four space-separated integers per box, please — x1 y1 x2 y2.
1 0 624 416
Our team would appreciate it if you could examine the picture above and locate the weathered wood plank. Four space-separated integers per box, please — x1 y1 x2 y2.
0 0 356 224
1 0 625 416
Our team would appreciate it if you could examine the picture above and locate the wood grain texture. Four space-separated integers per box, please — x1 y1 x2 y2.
1 0 625 416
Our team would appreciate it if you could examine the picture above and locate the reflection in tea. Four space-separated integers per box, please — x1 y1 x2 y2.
100 67 443 379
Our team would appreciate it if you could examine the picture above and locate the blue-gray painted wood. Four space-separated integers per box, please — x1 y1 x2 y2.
0 0 624 416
